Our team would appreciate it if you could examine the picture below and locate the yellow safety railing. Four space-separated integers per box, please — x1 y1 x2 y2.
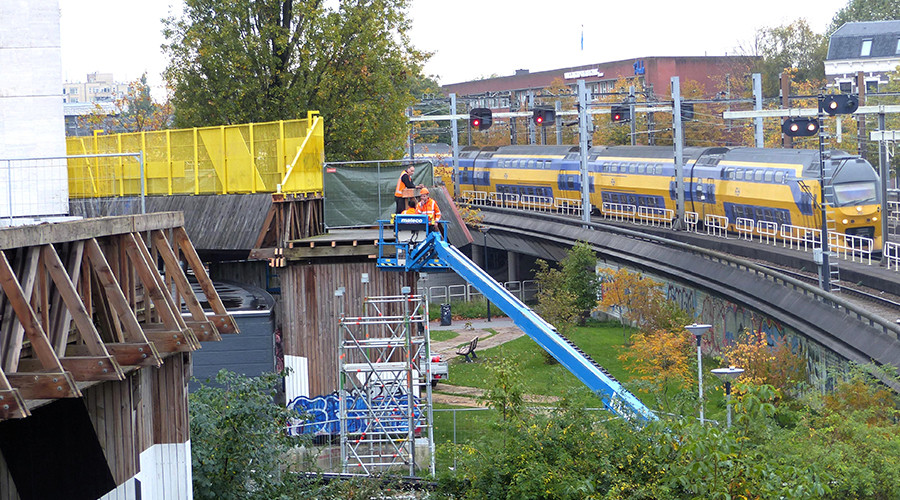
66 111 324 198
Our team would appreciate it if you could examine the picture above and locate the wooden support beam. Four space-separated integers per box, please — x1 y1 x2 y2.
0 368 29 419
185 320 221 342
48 241 85 352
1 247 40 373
172 227 239 335
39 244 125 381
0 250 70 375
121 233 182 332
84 238 150 344
6 372 80 399
144 331 197 353
105 343 161 367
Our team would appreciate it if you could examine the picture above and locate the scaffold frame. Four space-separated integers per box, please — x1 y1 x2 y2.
338 288 435 476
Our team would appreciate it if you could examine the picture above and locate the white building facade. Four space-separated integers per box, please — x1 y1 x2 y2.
0 0 69 221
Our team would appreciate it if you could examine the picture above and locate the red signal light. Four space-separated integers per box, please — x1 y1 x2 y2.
473 118 480 128
536 116 543 124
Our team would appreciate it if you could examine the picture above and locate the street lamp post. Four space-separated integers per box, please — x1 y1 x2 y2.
482 227 491 322
711 366 745 428
686 323 711 425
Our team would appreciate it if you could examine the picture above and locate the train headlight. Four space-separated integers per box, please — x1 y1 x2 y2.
856 205 863 213
873 216 878 222
842 219 849 224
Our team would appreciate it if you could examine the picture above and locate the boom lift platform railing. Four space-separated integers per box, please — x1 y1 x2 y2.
376 215 657 423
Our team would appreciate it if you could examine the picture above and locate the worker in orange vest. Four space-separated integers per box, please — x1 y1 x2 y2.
394 165 423 213
417 188 442 235
401 198 418 215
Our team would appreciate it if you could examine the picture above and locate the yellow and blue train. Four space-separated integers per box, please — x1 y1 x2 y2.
412 143 882 249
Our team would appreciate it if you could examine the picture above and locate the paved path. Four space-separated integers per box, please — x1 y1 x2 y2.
428 318 559 407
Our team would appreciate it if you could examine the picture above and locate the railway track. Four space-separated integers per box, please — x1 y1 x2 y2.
758 263 900 318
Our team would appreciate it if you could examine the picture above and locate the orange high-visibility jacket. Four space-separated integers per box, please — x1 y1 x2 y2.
395 172 414 197
417 198 441 223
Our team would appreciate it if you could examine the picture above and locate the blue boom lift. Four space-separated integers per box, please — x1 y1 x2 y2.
377 214 657 423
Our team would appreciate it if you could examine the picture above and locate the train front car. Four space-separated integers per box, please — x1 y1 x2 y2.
824 152 882 250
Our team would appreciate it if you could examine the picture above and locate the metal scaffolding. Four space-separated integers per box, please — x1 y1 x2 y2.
338 288 435 476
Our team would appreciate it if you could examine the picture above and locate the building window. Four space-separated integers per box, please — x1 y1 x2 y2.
839 81 852 93
866 80 878 93
861 39 872 56
896 38 900 54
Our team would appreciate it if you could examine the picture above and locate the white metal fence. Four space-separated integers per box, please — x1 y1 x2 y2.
420 280 539 305
462 190 883 270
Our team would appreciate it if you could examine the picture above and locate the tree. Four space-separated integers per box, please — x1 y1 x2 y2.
191 370 297 499
744 20 828 97
76 74 171 135
597 267 664 341
163 0 429 161
828 0 900 34
619 328 694 408
533 258 580 340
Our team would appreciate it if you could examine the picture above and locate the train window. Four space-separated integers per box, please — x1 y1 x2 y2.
654 165 662 175
629 164 636 173
735 170 744 180
723 168 734 179
610 165 618 173
775 210 787 225
774 171 784 183
754 170 764 181
638 165 646 174
764 171 774 182
527 160 535 169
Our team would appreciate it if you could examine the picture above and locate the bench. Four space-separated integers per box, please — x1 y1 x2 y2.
456 336 478 363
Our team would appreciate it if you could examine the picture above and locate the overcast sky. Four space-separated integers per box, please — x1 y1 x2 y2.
58 0 850 99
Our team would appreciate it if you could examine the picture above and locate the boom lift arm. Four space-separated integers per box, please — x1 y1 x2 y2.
377 217 656 423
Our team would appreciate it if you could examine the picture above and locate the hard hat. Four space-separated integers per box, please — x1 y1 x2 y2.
420 188 429 195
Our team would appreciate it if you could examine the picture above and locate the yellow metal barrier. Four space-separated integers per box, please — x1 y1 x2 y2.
66 112 324 197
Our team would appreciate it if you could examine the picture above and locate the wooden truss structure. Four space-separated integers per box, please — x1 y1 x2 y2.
0 213 237 420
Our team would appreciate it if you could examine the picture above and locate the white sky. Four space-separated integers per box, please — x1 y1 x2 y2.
59 0 850 99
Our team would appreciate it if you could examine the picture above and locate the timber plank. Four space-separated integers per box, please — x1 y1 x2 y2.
173 226 239 334
106 343 162 367
7 372 80 399
0 250 67 373
122 233 182 331
85 238 149 344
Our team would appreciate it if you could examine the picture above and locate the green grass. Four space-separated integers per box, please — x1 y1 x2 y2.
428 299 508 321
435 320 729 418
430 330 460 343
444 321 630 406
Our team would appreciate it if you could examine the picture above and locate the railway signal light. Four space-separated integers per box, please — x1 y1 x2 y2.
820 94 859 115
681 103 694 121
611 105 630 123
532 107 556 126
469 108 493 131
781 117 819 137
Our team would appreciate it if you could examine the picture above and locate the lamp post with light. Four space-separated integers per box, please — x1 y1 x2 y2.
711 366 745 428
685 323 711 425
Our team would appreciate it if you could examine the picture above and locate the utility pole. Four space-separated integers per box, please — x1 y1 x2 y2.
577 79 591 226
816 95 832 292
555 100 562 145
629 86 636 146
878 110 888 265
858 71 867 158
510 97 518 145
781 73 792 148
450 93 460 197
528 92 536 145
406 107 414 159
647 85 655 146
753 74 763 148
672 77 685 229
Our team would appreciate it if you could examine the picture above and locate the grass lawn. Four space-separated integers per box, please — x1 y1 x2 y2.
437 319 729 419
445 321 630 405
430 330 459 343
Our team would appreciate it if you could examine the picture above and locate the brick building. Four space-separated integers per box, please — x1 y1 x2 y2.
441 56 755 109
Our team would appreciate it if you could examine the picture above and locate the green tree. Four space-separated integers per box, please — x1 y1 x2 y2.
190 370 297 500
163 0 430 161
76 74 171 135
559 241 601 323
747 19 828 97
828 0 900 34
